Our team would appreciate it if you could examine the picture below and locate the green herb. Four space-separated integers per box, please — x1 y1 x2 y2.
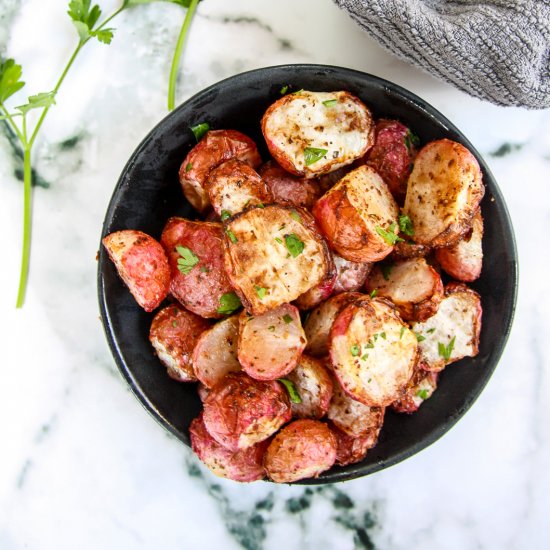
427 328 436 334
366 341 374 349
361 353 369 361
280 85 289 95
217 292 242 315
350 344 360 357
399 326 406 340
274 237 283 244
199 266 209 273
185 162 193 172
292 88 304 94
379 260 395 281
256 203 265 208
373 333 379 341
404 129 420 150
284 234 304 257
279 223 286 230
220 210 231 221
416 388 429 400
277 378 302 404
304 147 328 166
226 229 238 244
176 245 199 274
376 223 404 245
322 99 338 107
380 332 386 340
398 214 414 236
438 336 456 362
255 286 267 299
282 314 293 324
190 121 209 141
268 325 275 332
368 377 372 383
415 332 426 342
172 320 178 328
290 210 302 223
369 289 378 298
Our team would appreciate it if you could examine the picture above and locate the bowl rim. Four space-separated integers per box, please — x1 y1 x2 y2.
97 63 518 484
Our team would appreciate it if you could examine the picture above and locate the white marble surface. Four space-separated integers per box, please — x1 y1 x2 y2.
1 0 549 548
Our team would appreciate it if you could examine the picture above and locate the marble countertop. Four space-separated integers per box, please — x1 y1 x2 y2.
1 0 549 548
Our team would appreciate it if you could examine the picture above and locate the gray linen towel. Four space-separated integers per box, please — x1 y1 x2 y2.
334 0 550 109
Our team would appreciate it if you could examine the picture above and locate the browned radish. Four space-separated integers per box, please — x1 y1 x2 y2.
366 257 444 322
238 304 306 381
149 303 210 382
190 413 267 482
285 355 333 419
304 292 362 357
263 419 337 483
412 282 482 372
391 364 439 413
192 315 241 388
403 139 484 247
102 230 170 312
203 372 291 451
294 267 337 310
327 377 385 438
435 210 484 282
313 165 400 262
160 218 234 319
205 159 273 217
223 205 332 315
329 422 381 467
332 254 372 294
179 129 261 212
391 240 431 260
258 160 322 210
261 91 374 178
329 297 418 407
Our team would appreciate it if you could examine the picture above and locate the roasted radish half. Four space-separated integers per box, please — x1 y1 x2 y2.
435 210 484 282
365 119 418 203
285 355 333 419
223 205 332 314
329 297 418 407
263 419 337 483
366 257 444 322
149 303 210 382
192 315 241 388
203 372 291 451
102 230 170 312
294 265 337 310
206 159 273 217
412 283 482 372
261 91 374 178
304 292 362 357
161 218 234 319
332 254 372 294
329 422 381 467
391 365 439 414
238 304 306 380
327 378 385 438
258 160 322 210
179 129 262 212
403 139 484 247
190 413 267 482
313 165 400 262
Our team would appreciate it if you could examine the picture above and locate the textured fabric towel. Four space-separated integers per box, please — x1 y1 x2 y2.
333 0 550 109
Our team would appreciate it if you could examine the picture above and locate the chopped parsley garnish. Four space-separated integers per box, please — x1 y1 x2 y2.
277 378 302 404
376 223 404 245
176 245 199 275
185 162 193 172
369 289 378 298
280 85 289 95
172 320 178 328
416 388 429 400
268 325 275 332
438 336 456 361
226 229 238 243
274 237 283 244
399 326 406 339
415 332 426 342
199 266 210 273
404 129 420 150
284 234 304 257
380 332 386 340
290 210 302 223
220 210 231 221
255 286 267 299
427 328 436 334
292 88 304 95
190 122 210 142
304 147 328 166
256 203 265 209
379 260 395 281
366 341 375 349
322 99 338 107
350 344 360 357
398 214 414 236
217 292 241 315
282 314 293 324
361 353 369 361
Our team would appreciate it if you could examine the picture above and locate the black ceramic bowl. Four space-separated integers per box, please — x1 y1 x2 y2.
98 64 517 484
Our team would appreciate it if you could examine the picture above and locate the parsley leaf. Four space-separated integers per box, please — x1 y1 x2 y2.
226 229 238 244
185 162 193 172
369 289 378 298
416 388 429 400
438 336 456 362
190 122 210 141
274 237 283 244
282 314 293 324
415 332 426 342
176 245 199 274
280 84 289 95
380 332 386 340
15 91 56 115
255 286 267 299
277 378 302 404
304 147 327 166
361 353 369 361
427 328 436 334
322 99 337 107
379 260 395 281
399 326 406 339
398 214 414 236
290 210 302 223
217 292 241 315
350 344 360 356
67 1 112 44
376 223 404 245
284 234 304 257
268 325 275 332
0 59 25 103
220 210 231 222
404 129 420 150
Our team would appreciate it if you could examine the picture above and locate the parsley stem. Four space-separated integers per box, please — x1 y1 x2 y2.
0 105 25 144
16 146 32 308
167 0 199 111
